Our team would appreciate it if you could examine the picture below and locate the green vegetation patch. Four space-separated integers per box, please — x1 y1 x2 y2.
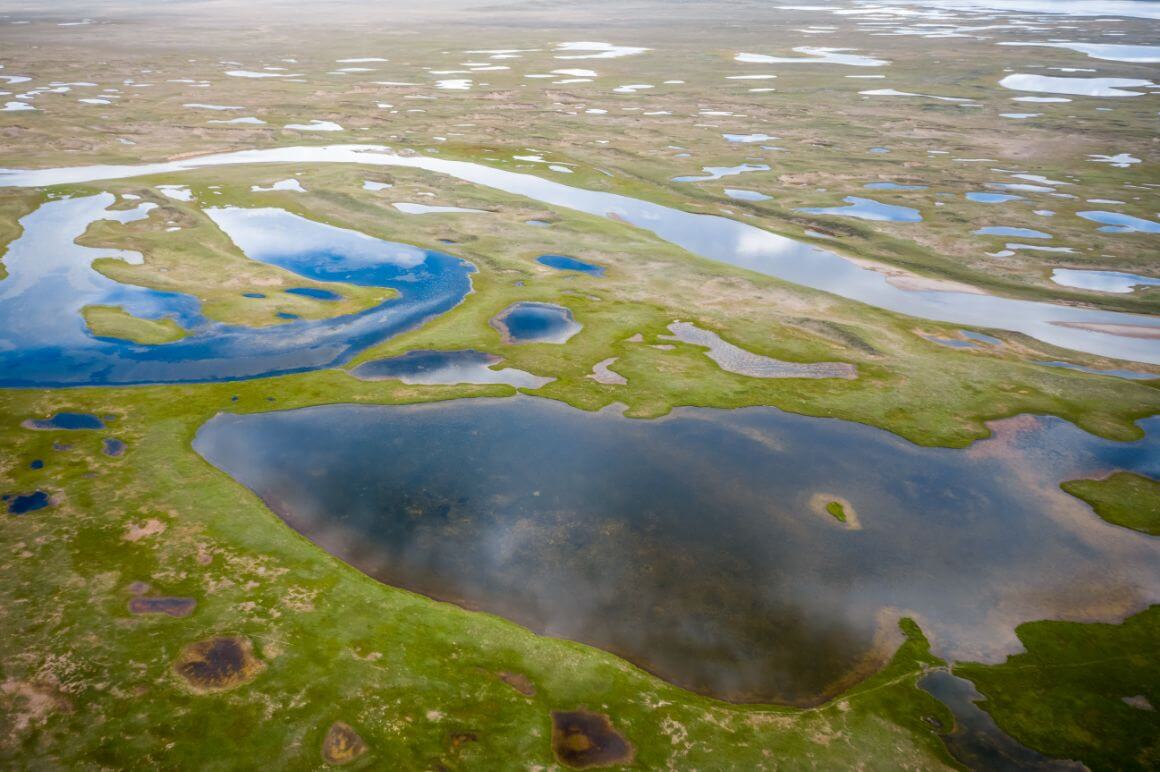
955 606 1160 771
825 500 848 523
1061 472 1160 536
83 304 187 345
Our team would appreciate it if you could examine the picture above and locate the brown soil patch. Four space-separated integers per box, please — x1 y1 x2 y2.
498 671 536 696
551 710 634 768
123 518 166 542
173 636 263 692
129 596 197 617
322 721 368 765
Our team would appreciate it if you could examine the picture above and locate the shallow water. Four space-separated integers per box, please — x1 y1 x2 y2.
2 145 1158 363
194 397 1160 704
0 198 473 386
1051 268 1160 294
1077 211 1160 234
351 349 551 388
723 188 771 201
798 196 923 223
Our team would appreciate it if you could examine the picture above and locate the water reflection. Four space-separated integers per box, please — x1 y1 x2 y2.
194 397 1160 704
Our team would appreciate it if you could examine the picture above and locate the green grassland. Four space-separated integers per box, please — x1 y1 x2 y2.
1062 472 1160 537
82 304 188 344
955 607 1160 772
1 1 1159 767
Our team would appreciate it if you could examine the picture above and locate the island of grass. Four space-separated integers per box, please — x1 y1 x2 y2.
83 305 187 345
954 606 1159 772
826 500 848 523
1061 472 1160 536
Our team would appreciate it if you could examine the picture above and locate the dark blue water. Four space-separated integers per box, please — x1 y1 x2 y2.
29 460 44 470
285 287 341 301
0 203 475 387
194 398 1160 705
6 491 51 515
242 292 266 299
537 254 605 276
491 302 580 343
353 350 494 380
26 412 105 430
103 438 126 457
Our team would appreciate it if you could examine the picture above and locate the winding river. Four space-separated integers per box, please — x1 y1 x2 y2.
2 144 1159 368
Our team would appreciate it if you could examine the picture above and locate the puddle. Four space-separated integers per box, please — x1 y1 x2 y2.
352 350 551 388
673 163 770 182
24 412 105 430
5 491 52 515
798 196 922 222
537 254 605 276
1036 360 1156 381
998 41 1160 63
1077 211 1160 234
724 188 771 201
662 321 856 379
736 47 889 67
975 227 1051 239
999 74 1157 97
491 302 580 344
194 398 1160 704
392 202 485 215
1051 269 1160 294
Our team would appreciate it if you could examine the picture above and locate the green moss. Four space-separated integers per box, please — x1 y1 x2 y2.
825 501 847 523
955 606 1160 772
1061 472 1160 536
82 304 187 345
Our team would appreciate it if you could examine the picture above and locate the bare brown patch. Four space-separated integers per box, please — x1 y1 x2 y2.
1 678 71 738
129 596 197 617
551 710 634 768
450 732 478 749
498 671 536 696
322 721 368 765
123 518 166 542
173 636 263 692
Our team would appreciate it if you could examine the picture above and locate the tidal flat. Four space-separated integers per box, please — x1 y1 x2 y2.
1 0 1159 768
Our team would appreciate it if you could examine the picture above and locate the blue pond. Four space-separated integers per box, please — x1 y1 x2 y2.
243 292 266 299
6 491 51 515
285 287 341 301
25 412 105 430
974 226 1051 239
1078 211 1160 234
0 199 474 387
865 182 927 191
30 459 44 470
491 302 581 343
966 192 1023 204
103 438 127 457
797 196 922 223
536 254 605 276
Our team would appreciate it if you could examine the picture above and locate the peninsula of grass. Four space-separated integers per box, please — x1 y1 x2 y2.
83 304 187 345
1061 472 1160 536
